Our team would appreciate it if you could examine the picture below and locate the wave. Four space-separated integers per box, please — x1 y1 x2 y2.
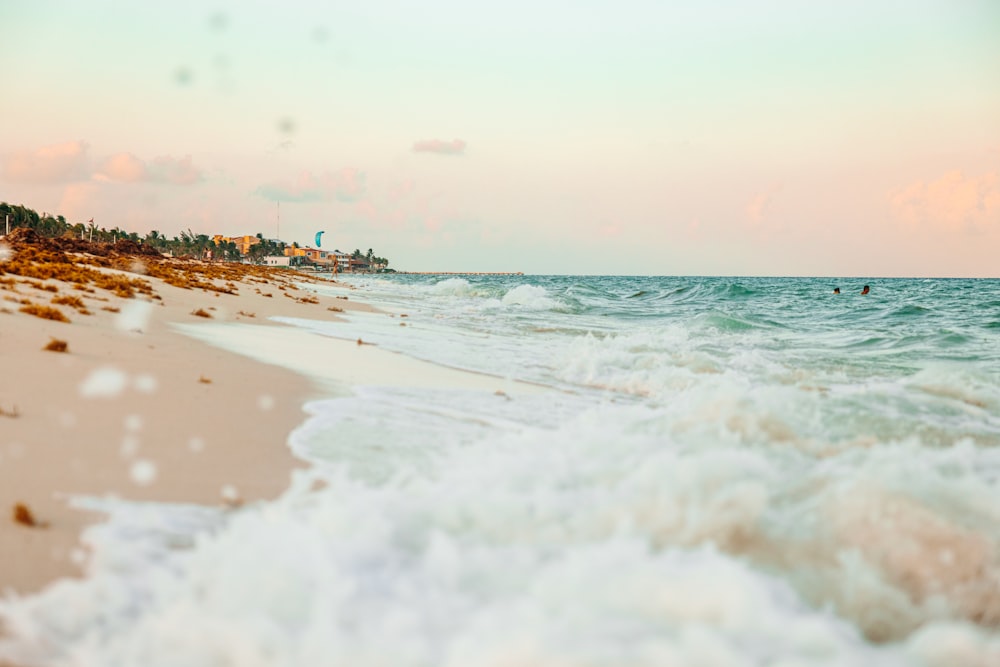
500 284 564 311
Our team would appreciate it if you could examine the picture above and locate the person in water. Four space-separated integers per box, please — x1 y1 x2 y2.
861 285 870 295
833 287 841 294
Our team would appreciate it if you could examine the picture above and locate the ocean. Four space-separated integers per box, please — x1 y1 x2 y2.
4 275 1000 666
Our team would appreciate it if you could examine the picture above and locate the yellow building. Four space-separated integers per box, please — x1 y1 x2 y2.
213 235 260 255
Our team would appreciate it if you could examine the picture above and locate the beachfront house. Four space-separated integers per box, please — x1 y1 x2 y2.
284 246 334 267
212 234 260 255
331 250 351 272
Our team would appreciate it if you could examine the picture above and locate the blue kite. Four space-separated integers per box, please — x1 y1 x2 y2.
315 230 325 247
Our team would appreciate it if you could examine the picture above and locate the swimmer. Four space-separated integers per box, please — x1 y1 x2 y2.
833 287 841 294
861 285 870 295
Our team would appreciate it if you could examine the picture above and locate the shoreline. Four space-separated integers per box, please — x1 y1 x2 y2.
0 244 377 596
1 240 546 598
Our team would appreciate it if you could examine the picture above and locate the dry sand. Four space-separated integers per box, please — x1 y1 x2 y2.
0 252 374 595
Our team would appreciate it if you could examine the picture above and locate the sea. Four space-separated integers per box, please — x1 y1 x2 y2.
3 275 999 666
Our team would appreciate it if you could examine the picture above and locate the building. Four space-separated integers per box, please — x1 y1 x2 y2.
330 250 351 272
213 235 260 255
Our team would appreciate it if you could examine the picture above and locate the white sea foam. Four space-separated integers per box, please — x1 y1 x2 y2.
429 277 476 297
499 284 560 311
3 276 999 665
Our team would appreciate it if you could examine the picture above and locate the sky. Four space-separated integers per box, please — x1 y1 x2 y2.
1 0 998 276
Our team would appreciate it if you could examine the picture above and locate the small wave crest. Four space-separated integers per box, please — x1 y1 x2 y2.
429 277 476 297
501 284 562 311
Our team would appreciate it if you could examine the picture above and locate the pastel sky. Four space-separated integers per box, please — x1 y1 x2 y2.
2 0 998 276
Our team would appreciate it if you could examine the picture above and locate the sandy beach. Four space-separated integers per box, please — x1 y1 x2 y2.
0 234 378 596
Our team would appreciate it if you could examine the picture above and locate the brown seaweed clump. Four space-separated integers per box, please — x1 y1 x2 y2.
191 308 212 318
19 303 70 322
12 502 46 528
43 338 68 352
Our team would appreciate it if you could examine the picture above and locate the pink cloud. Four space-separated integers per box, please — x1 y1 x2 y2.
95 153 202 185
412 139 466 155
256 168 365 202
148 155 202 185
3 140 90 183
890 170 1000 230
58 182 100 221
388 179 416 202
746 185 782 224
96 153 146 182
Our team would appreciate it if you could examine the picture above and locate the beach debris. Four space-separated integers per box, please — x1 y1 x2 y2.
12 502 47 528
101 305 121 313
262 292 273 298
297 295 319 304
26 280 59 293
357 337 363 345
191 308 212 318
43 338 68 352
327 306 343 312
51 294 87 312
336 295 348 300
237 310 256 318
0 404 20 418
79 367 128 398
19 303 70 322
400 313 408 318
129 459 158 486
199 375 212 384
400 322 406 326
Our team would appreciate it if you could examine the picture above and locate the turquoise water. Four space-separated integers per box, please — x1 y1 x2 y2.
3 275 999 666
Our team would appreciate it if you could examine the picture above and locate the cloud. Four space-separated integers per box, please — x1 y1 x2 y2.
95 153 202 185
58 182 100 221
3 140 90 183
889 170 1000 230
746 184 781 224
255 168 366 202
412 139 466 155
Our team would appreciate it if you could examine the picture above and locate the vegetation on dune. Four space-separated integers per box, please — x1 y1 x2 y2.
1 201 391 269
